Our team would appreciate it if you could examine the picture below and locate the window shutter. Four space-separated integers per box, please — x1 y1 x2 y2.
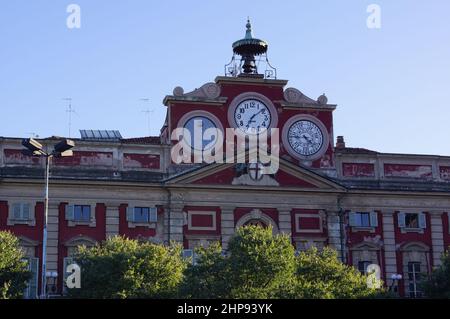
126 206 134 222
88 205 94 221
12 203 21 220
419 212 427 229
348 212 357 226
398 212 406 228
66 205 74 221
29 258 39 299
149 207 158 222
370 212 378 227
22 203 31 220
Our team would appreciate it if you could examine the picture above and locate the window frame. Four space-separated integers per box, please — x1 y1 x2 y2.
407 262 423 298
7 201 36 226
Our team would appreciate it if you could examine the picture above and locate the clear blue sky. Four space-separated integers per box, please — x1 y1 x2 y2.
1 1 449 156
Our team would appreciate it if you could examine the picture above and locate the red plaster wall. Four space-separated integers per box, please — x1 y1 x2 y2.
191 214 214 228
275 170 317 188
392 211 433 296
346 211 384 271
123 153 160 169
342 163 375 178
183 206 221 236
384 164 432 179
3 149 42 165
193 167 236 185
443 212 450 251
168 82 335 169
117 204 161 238
291 209 326 238
53 151 113 167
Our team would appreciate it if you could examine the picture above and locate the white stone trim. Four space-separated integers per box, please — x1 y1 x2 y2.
7 200 36 226
294 213 323 233
187 210 217 231
66 202 97 227
235 209 279 234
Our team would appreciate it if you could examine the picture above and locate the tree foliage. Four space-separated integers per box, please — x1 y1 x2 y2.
422 251 450 298
279 247 381 298
67 236 186 299
0 231 31 299
181 226 381 299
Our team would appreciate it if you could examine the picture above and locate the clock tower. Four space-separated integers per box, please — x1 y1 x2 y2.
163 19 336 174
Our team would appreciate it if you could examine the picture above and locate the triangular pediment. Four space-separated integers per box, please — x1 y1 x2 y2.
165 158 345 190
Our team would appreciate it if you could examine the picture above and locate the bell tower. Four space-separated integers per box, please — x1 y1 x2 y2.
225 19 277 79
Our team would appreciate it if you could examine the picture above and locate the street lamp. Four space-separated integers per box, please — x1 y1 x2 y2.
22 138 75 299
45 271 58 296
390 273 403 294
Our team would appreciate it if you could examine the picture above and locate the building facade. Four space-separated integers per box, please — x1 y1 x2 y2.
1 22 450 298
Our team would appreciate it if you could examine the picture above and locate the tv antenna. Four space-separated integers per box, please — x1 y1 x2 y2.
62 98 77 138
140 98 153 136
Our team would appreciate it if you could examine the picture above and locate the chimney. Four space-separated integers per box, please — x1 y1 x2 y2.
336 136 346 149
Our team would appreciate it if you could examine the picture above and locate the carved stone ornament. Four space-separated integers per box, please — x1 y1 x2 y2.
174 82 221 99
283 87 304 103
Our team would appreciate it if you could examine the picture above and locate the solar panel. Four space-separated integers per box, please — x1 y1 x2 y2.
79 130 122 141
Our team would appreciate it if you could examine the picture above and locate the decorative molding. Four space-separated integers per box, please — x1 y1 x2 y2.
6 201 36 226
235 209 279 234
187 210 217 231
173 82 221 99
63 235 97 247
294 213 323 233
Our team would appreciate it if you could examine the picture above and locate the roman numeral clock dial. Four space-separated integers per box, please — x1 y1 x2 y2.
288 120 323 156
282 115 329 161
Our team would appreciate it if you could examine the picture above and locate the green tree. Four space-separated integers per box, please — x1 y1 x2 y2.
422 251 450 298
67 236 186 299
181 225 296 298
179 242 230 298
279 247 382 299
0 231 31 299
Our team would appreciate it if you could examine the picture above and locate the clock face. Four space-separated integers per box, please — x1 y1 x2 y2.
287 120 324 156
183 116 219 150
234 99 271 133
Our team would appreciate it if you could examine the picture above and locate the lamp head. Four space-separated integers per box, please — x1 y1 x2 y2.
22 138 43 153
53 139 75 154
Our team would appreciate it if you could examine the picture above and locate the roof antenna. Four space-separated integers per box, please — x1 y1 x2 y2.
140 98 153 136
62 98 77 138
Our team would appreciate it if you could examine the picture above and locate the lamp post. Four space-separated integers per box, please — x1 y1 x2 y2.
22 138 75 299
390 273 403 294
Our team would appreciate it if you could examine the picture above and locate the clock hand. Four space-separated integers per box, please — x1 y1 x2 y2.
247 110 264 126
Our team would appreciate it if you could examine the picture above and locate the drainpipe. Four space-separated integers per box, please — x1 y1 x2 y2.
337 196 346 263
165 187 172 244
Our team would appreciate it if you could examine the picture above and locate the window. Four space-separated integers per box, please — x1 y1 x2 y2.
405 214 418 228
11 203 31 220
182 249 198 265
74 205 91 222
398 212 426 229
127 206 157 223
358 261 372 274
22 257 39 299
408 262 423 298
349 212 378 227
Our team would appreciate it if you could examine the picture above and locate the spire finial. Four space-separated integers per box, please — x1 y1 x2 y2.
245 17 253 39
